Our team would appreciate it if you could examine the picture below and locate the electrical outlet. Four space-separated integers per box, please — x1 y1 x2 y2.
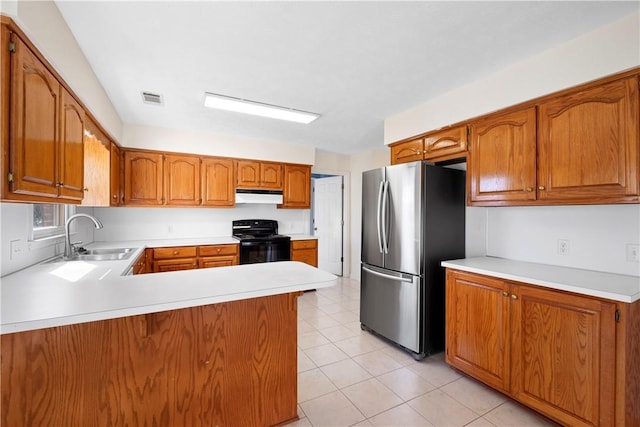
557 239 570 255
627 244 640 262
10 239 25 260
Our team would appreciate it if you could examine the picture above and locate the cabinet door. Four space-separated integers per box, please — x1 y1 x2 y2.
110 143 121 206
237 160 261 188
123 150 164 205
538 77 639 202
58 89 85 200
469 107 537 205
390 139 424 165
510 284 616 427
445 270 511 392
9 34 60 198
81 119 110 207
424 125 468 161
164 154 200 206
202 157 235 206
261 161 283 189
281 164 310 208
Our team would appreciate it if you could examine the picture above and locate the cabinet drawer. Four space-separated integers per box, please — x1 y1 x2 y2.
291 239 317 250
153 246 197 259
199 244 239 257
153 258 198 272
199 256 237 269
292 249 317 267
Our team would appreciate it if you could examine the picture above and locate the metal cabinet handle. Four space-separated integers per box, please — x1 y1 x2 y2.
511 294 518 300
538 186 546 191
525 187 533 192
502 291 509 297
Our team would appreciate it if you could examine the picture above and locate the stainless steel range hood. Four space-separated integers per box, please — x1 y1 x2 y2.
235 189 283 204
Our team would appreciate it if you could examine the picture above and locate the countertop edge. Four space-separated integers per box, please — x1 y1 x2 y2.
442 257 640 303
1 273 336 335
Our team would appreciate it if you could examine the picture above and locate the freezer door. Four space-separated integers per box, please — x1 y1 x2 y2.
383 162 423 275
361 167 385 268
360 263 421 353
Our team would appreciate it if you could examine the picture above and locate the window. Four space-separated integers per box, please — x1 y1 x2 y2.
31 204 72 240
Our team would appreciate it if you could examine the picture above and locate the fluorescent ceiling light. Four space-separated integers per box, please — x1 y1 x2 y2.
204 93 320 124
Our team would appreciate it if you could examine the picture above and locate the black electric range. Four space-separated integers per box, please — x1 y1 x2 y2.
232 219 291 264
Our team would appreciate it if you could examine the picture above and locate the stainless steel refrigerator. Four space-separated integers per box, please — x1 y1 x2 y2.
360 161 465 360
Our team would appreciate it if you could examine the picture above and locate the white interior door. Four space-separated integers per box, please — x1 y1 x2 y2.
313 176 343 275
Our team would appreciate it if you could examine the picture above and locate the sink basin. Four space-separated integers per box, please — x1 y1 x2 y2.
43 248 137 263
72 248 136 261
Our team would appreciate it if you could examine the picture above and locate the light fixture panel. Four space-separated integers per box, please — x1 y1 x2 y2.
204 93 319 124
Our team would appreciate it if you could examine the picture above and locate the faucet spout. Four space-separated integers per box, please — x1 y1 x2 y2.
64 213 104 259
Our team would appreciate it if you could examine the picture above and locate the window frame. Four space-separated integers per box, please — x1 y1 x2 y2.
30 204 75 241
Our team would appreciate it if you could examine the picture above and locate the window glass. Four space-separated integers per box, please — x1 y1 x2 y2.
32 204 71 240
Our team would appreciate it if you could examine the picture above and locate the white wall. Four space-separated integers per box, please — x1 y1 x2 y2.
0 204 96 276
487 205 640 276
91 205 310 242
348 149 390 281
384 10 640 277
123 124 315 165
385 11 640 143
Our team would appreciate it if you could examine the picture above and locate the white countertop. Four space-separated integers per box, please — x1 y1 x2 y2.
441 257 640 303
1 240 336 334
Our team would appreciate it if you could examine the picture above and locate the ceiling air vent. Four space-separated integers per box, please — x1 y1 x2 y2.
141 91 163 106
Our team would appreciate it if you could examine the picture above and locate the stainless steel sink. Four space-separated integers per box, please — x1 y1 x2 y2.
44 248 137 263
72 248 136 261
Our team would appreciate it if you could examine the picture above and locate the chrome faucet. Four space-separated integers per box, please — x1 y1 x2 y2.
64 213 104 259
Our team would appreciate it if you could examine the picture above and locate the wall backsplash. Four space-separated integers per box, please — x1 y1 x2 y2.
486 204 640 276
90 205 311 242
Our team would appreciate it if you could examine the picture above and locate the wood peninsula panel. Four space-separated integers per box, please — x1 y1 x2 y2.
1 293 301 427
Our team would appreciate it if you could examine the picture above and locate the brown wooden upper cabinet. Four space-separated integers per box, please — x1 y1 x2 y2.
202 157 235 207
468 107 537 205
81 118 111 207
123 150 164 205
537 76 639 203
281 164 311 208
164 154 201 206
110 142 122 206
237 160 282 189
469 75 639 206
3 32 85 202
390 125 468 165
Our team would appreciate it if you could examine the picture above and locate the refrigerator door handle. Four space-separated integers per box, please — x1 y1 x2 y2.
362 265 413 283
376 181 384 253
381 180 390 254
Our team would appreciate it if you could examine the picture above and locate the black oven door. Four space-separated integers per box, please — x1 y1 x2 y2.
239 239 291 264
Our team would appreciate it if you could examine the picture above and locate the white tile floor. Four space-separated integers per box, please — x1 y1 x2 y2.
287 277 558 427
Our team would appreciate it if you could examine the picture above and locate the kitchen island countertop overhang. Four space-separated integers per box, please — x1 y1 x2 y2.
1 243 336 334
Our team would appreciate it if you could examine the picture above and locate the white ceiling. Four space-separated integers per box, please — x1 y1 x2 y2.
55 1 638 155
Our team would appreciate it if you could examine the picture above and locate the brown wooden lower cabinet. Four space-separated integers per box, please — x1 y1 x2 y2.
445 269 640 427
291 239 318 267
1 293 301 427
199 244 239 268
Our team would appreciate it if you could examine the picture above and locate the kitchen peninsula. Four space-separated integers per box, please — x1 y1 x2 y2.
1 251 336 426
